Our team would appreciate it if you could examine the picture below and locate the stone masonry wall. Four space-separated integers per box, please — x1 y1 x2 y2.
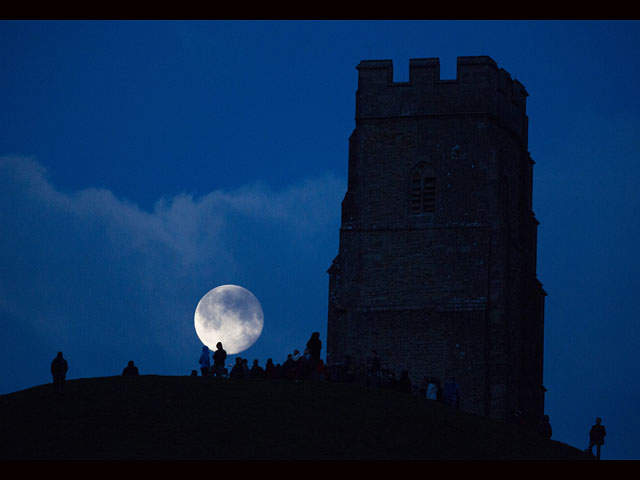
327 56 545 420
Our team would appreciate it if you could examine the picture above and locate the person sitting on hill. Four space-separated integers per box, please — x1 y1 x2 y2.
122 360 139 376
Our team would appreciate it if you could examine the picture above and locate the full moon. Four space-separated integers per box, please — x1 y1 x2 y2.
194 285 264 355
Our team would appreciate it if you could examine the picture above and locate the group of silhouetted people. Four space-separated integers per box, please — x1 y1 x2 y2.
48 342 609 459
359 349 462 409
194 332 327 382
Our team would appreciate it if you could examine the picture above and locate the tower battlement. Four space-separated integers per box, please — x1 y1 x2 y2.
356 56 528 140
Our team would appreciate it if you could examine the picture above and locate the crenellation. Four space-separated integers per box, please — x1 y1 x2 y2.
355 57 528 142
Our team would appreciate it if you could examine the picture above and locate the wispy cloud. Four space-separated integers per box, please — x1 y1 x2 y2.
0 155 345 393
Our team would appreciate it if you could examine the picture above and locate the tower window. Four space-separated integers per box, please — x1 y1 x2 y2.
409 162 436 214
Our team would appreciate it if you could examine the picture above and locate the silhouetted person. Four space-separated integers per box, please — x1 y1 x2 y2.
588 417 606 459
250 359 265 378
50 351 68 393
199 346 211 377
425 376 440 401
282 354 296 379
292 349 302 362
122 360 139 376
312 358 328 381
213 342 227 378
306 332 322 366
230 357 245 379
442 377 460 408
397 369 412 393
298 348 313 379
265 358 276 379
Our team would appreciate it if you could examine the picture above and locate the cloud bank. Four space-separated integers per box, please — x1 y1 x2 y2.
0 156 345 393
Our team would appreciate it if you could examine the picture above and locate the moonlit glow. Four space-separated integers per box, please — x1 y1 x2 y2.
194 284 264 355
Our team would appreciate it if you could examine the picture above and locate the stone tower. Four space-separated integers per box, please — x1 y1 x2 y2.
327 56 546 419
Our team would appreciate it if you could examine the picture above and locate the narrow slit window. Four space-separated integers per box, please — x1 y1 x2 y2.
409 162 436 214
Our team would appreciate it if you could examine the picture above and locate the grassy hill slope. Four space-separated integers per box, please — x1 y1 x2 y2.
0 375 589 460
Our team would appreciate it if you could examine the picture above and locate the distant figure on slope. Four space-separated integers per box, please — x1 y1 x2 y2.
199 346 211 377
213 342 227 378
50 351 68 393
122 360 139 376
587 417 607 459
442 377 460 409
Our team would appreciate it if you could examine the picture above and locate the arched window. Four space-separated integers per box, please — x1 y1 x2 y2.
409 162 436 214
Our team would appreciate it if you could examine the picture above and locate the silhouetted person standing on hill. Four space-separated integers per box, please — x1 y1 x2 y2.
199 346 211 377
588 417 606 459
265 358 276 378
50 352 68 393
122 360 139 376
306 332 322 367
213 342 227 378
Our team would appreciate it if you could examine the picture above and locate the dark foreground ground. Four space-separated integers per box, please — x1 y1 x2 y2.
0 375 590 460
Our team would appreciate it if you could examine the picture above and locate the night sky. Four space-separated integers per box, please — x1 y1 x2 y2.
1 20 638 460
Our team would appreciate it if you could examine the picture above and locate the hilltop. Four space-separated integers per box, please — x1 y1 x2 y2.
0 375 590 460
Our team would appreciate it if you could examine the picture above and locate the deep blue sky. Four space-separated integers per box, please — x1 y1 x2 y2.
1 20 638 459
